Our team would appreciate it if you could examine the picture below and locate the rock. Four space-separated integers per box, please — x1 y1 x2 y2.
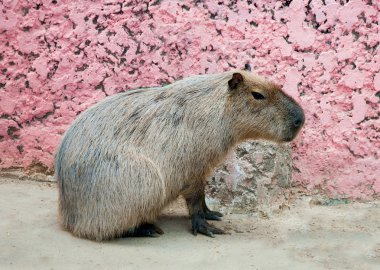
206 141 293 214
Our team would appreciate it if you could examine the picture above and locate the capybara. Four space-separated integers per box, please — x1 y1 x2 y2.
55 69 304 240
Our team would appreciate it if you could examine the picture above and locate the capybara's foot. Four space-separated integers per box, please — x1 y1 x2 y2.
203 197 223 221
191 214 224 237
125 223 164 237
185 187 224 237
204 209 223 221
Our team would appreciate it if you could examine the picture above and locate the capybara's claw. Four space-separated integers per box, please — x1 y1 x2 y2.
204 210 223 221
191 215 224 237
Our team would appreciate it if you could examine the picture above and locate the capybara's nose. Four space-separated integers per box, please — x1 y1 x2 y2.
292 108 305 129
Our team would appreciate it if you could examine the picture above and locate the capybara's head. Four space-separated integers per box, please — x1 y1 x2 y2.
226 71 305 143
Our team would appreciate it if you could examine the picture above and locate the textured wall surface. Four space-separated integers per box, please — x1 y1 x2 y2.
0 0 379 199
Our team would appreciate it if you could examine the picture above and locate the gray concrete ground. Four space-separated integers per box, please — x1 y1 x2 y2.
1 177 379 270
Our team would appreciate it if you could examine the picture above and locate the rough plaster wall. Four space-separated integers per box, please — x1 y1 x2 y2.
0 0 379 200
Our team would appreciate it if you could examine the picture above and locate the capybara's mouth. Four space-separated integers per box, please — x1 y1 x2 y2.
282 108 304 142
281 126 303 143
282 136 294 143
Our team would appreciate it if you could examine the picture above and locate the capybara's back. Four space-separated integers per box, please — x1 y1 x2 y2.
55 70 304 240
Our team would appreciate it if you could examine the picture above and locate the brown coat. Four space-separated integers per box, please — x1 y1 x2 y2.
55 70 304 240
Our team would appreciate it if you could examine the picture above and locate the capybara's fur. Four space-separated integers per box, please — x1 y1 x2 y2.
55 70 304 240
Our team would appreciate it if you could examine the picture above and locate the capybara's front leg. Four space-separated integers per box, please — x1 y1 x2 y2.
185 187 224 237
202 196 223 221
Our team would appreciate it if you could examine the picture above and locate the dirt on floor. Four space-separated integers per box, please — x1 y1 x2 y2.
0 176 379 270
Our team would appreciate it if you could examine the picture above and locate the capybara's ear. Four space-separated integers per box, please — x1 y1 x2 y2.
228 73 244 91
244 63 251 72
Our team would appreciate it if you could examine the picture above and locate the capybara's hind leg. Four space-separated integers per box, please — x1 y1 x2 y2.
123 223 164 237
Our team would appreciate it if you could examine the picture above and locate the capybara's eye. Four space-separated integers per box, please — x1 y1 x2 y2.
251 92 265 100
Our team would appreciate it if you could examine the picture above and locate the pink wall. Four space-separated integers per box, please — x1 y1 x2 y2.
0 0 379 198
